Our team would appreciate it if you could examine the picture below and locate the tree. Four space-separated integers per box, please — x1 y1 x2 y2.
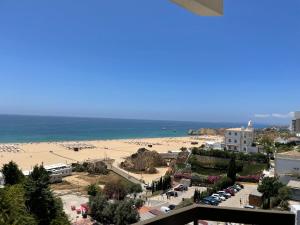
102 202 119 224
89 193 108 223
193 189 200 203
133 198 144 209
278 186 291 210
0 184 37 225
127 183 142 195
227 156 237 184
258 177 283 209
24 165 70 225
87 183 101 196
114 200 140 225
103 178 127 200
1 161 24 185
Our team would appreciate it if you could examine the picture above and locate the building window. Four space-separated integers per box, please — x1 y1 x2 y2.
234 140 237 143
235 132 237 136
229 139 231 143
234 146 237 151
244 140 246 144
229 132 232 135
244 147 246 151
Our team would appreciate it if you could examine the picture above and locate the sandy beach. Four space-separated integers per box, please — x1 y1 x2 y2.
0 136 222 183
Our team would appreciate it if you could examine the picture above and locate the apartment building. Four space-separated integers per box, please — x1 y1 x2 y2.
224 121 257 153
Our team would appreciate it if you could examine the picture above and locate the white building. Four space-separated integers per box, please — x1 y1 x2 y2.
205 141 223 150
275 151 300 184
224 121 257 153
292 111 300 137
23 163 72 183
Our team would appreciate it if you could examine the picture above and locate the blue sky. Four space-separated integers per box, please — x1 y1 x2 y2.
0 0 299 124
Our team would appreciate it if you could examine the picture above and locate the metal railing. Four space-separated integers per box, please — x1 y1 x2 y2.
134 204 295 225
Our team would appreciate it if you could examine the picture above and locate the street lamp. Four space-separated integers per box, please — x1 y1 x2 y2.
171 0 223 16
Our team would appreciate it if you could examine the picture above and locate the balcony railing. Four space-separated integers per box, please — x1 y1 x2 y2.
134 204 295 225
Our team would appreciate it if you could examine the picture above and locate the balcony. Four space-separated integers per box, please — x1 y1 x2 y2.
134 204 295 225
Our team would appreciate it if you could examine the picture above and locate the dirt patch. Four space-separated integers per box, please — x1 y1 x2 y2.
51 171 132 195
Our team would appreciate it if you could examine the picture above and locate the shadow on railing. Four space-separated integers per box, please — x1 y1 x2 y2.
134 204 295 225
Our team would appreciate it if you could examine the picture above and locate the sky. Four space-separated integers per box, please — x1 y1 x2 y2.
0 0 299 125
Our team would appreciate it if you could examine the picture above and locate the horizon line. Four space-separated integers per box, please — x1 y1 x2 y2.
0 113 287 127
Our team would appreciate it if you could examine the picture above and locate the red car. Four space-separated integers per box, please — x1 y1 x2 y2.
224 188 235 196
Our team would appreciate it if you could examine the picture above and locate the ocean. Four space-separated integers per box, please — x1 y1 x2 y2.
0 115 266 143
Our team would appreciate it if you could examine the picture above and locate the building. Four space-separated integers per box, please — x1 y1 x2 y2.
292 111 300 137
224 121 257 153
0 172 4 186
205 141 223 150
275 151 300 184
23 163 72 183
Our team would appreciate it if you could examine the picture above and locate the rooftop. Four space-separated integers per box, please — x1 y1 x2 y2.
226 127 253 132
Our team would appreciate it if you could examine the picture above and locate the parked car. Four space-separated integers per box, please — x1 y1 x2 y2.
233 184 242 191
224 188 235 196
167 191 178 197
244 205 255 209
168 204 176 210
217 191 231 198
236 183 244 189
200 199 211 205
160 206 171 213
229 187 238 193
211 194 226 201
203 197 219 206
174 184 188 191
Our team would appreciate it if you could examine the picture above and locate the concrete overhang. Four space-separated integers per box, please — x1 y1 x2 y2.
171 0 223 16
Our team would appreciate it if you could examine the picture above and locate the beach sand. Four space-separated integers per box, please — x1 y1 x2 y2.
0 136 222 183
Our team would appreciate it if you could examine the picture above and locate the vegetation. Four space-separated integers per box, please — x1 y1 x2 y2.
188 149 268 176
191 148 269 163
89 193 140 225
1 161 24 185
258 177 290 210
227 156 237 184
151 175 172 193
102 177 142 200
103 177 128 200
120 148 167 174
0 162 70 225
24 165 70 225
72 161 109 175
0 185 37 225
87 183 102 196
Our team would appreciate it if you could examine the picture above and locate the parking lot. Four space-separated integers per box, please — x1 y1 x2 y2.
219 183 258 208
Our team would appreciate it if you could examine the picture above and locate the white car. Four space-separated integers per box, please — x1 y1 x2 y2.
211 194 226 201
217 191 231 198
160 206 171 213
